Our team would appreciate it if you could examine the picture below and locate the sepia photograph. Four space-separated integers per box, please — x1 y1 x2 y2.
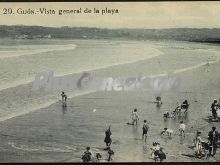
0 1 220 163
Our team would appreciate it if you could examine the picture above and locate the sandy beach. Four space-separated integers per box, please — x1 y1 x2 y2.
0 40 219 162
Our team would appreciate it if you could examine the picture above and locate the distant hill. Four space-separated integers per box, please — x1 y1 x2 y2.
1 25 220 42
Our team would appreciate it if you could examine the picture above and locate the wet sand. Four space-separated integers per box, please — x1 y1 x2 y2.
0 43 220 162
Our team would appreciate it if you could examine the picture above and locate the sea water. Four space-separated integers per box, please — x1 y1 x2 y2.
0 39 219 122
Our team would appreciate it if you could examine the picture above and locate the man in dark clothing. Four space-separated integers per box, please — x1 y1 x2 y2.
208 127 219 156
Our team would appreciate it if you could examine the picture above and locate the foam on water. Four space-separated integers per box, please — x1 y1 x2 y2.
174 60 219 74
55 46 163 77
0 44 77 58
0 90 95 122
149 59 220 79
8 142 76 153
0 44 163 91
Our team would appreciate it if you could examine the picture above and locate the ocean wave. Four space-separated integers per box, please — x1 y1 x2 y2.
149 59 219 79
0 46 163 91
174 60 218 74
0 44 77 59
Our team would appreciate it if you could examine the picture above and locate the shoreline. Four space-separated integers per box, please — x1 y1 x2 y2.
0 48 219 123
0 38 219 125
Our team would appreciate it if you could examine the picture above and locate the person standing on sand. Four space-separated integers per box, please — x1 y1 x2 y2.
208 126 219 156
179 121 186 137
132 109 139 125
61 91 67 107
82 147 93 162
156 96 163 105
104 126 112 147
211 100 218 119
194 131 204 157
107 147 114 162
142 120 149 142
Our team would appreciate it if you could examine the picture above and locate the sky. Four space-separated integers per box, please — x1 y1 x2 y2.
1 2 220 29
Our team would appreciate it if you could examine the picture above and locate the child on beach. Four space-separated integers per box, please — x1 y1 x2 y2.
163 111 174 118
107 147 114 162
82 147 93 162
150 142 160 158
142 120 149 142
156 96 163 105
163 111 169 118
154 147 166 162
181 100 189 113
179 121 186 137
161 128 173 137
181 100 189 109
95 153 102 162
211 100 218 119
61 91 67 107
131 109 139 125
194 131 205 157
151 142 166 162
